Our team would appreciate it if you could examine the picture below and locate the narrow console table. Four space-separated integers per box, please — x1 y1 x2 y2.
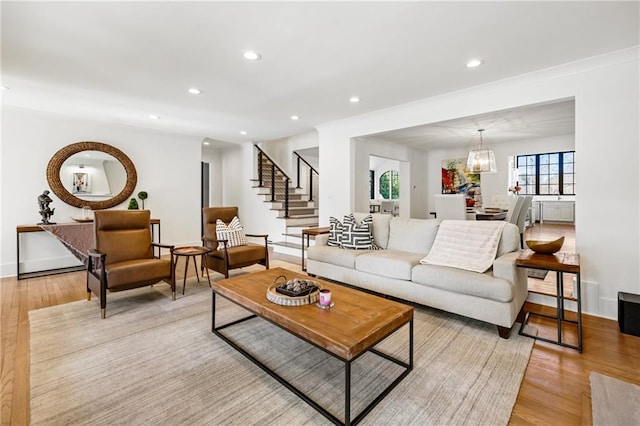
516 250 582 352
16 219 160 280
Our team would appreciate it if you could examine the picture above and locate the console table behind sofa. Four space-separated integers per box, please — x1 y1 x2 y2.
16 219 160 280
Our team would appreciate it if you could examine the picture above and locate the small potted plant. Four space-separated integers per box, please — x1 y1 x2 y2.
127 198 139 210
137 191 148 209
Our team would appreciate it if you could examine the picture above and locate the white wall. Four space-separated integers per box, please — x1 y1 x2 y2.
259 131 319 176
258 131 319 200
369 155 398 200
1 106 202 277
202 147 224 207
353 137 428 219
316 47 640 319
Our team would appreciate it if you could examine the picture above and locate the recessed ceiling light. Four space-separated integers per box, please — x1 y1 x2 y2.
290 115 300 120
350 96 360 103
203 141 210 146
466 59 484 68
240 130 248 135
243 50 262 61
148 114 161 120
188 87 202 95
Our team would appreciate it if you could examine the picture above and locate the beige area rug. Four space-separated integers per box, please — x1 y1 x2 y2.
590 372 640 426
30 263 534 425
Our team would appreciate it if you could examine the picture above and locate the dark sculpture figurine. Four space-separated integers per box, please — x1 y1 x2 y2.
38 190 56 225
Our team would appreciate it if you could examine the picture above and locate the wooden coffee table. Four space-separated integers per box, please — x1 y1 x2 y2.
211 267 413 426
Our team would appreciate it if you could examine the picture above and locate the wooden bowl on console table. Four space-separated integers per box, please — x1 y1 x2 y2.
525 236 565 255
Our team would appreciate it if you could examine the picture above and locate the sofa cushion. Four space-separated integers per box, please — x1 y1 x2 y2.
353 212 392 249
327 216 343 247
497 223 520 257
341 213 378 250
412 264 514 303
387 218 440 254
106 258 172 289
306 245 371 269
356 250 424 281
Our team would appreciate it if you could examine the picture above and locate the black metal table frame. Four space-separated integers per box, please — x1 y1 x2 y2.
518 266 582 352
211 291 413 426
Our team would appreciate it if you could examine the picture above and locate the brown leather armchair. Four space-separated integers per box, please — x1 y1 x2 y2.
87 210 175 318
202 206 269 278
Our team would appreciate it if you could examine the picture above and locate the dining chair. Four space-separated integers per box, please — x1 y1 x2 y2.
380 200 396 215
506 196 525 224
434 194 467 220
515 196 534 248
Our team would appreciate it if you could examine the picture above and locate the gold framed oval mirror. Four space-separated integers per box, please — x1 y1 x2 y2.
47 141 137 210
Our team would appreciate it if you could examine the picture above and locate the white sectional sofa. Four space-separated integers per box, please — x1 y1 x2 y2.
306 213 528 338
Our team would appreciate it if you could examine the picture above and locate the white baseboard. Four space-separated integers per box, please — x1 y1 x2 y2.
1 255 84 278
526 279 617 320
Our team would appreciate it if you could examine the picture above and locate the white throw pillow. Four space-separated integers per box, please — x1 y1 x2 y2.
215 216 248 250
387 218 440 254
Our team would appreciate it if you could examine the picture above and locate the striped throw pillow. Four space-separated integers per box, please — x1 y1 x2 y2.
340 213 378 250
215 216 248 250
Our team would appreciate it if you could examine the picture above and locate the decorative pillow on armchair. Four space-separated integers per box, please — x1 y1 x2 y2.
215 216 248 250
341 213 379 250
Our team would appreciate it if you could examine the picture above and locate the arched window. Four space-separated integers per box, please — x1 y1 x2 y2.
379 170 399 199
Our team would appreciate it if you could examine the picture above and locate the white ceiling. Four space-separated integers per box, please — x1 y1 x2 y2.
367 98 576 150
2 2 638 145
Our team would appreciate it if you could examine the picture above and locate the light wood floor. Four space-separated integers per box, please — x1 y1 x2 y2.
2 250 639 425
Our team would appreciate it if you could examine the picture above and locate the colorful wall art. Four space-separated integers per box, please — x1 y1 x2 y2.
441 158 481 207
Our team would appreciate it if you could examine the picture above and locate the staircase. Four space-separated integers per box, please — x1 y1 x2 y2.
252 145 319 256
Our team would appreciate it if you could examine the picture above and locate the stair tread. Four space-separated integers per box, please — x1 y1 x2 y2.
270 241 303 250
270 207 317 211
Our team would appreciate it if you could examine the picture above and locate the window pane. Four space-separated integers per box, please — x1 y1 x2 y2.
392 171 399 199
379 171 390 199
514 150 574 196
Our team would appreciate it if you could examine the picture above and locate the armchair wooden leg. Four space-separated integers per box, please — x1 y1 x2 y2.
87 291 91 301
172 290 176 301
101 308 106 319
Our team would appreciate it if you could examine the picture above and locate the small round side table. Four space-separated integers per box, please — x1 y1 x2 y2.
173 246 211 295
